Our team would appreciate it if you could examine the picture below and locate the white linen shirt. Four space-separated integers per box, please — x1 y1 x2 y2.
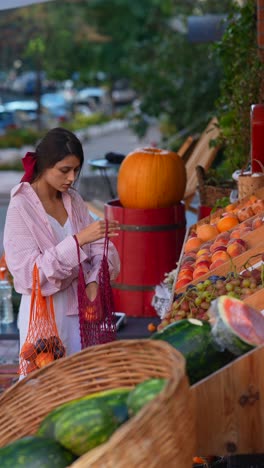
3 182 120 316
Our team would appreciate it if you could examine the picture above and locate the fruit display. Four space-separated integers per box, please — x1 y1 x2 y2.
152 295 264 384
53 398 119 456
20 335 66 372
117 147 186 209
37 387 130 439
152 319 236 385
176 212 264 291
0 379 167 466
163 269 263 328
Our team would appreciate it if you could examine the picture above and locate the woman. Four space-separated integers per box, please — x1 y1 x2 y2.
3 127 120 362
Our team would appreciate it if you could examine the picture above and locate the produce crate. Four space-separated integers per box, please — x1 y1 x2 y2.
191 345 264 456
174 222 264 296
0 339 195 468
194 186 264 229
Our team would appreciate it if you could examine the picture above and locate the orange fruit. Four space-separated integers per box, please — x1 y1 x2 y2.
147 323 157 333
225 203 236 212
216 215 239 233
184 236 202 253
196 223 218 242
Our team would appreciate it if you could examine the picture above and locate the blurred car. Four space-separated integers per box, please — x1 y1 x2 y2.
41 92 71 123
73 87 110 113
0 105 17 134
111 80 137 106
4 100 38 126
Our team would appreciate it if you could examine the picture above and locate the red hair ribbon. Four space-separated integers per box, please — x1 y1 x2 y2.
20 152 37 183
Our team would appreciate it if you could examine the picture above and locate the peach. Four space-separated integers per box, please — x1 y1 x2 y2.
217 215 239 233
195 254 211 265
252 199 264 215
211 249 230 263
226 241 246 258
181 255 196 265
175 278 191 290
237 206 254 222
210 232 230 250
210 244 227 254
184 237 203 253
225 203 237 212
230 229 242 239
196 247 211 257
178 268 193 279
239 227 252 236
193 266 209 279
194 259 211 269
196 223 218 242
252 217 264 230
228 238 247 249
209 258 226 270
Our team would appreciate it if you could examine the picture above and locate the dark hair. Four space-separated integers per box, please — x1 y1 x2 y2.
32 127 84 182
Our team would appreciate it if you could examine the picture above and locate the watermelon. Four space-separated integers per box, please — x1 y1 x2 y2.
37 387 130 439
127 378 167 416
151 319 235 385
208 295 264 356
0 436 76 467
54 399 119 456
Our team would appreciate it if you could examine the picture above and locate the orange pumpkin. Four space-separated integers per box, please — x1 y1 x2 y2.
117 147 186 209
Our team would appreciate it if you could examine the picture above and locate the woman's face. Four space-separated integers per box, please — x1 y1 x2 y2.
42 155 81 192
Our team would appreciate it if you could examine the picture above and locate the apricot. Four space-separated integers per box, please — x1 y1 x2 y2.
225 203 236 212
175 278 191 290
196 223 218 242
251 200 264 215
209 258 226 270
211 249 230 263
193 266 209 279
237 206 254 222
184 236 202 253
216 215 239 233
226 242 245 258
252 217 264 230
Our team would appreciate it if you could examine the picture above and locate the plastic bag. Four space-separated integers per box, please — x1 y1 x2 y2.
74 230 116 348
19 264 66 375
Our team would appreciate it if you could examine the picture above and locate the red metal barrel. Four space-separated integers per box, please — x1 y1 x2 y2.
104 200 186 317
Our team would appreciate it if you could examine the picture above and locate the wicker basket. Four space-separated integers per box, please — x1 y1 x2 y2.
196 165 234 207
237 159 264 200
0 339 194 467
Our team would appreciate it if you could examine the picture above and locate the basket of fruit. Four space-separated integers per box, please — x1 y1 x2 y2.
0 339 194 467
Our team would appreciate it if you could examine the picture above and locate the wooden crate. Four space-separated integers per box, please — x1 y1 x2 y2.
192 185 264 231
174 223 264 295
191 345 264 456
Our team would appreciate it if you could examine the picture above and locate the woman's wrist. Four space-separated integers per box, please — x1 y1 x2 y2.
75 232 85 247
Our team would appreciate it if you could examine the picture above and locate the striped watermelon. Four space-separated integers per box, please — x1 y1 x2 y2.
151 319 235 384
37 387 130 439
127 378 167 416
0 436 76 467
208 295 264 356
54 399 119 456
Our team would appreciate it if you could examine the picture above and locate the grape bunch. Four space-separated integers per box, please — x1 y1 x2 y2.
158 269 263 330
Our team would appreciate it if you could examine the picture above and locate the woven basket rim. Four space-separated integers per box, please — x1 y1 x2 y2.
0 339 194 467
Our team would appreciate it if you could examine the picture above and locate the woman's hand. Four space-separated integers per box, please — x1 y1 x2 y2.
75 219 120 247
85 281 98 301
